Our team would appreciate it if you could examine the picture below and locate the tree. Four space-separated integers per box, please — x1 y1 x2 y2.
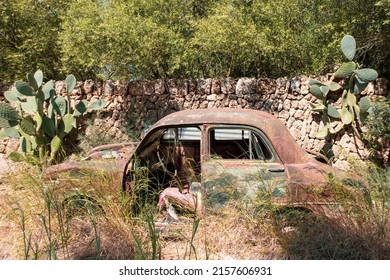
0 0 67 83
1 0 389 81
59 0 197 80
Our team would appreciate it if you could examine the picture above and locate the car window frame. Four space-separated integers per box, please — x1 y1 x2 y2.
205 125 280 163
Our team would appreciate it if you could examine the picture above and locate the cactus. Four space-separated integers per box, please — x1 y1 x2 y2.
309 35 378 139
0 70 106 164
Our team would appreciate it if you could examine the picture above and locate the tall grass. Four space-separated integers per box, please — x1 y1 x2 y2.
1 158 389 259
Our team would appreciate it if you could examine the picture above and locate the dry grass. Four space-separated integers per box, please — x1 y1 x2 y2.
0 159 389 260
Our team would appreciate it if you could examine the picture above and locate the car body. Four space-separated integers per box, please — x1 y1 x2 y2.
44 108 348 216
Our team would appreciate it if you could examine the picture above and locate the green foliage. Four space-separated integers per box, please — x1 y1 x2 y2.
365 102 390 142
0 70 106 164
364 101 390 158
309 35 378 139
0 0 389 81
0 0 68 82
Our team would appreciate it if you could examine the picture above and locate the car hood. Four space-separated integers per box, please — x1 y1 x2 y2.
43 142 138 181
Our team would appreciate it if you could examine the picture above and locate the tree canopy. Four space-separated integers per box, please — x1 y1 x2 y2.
1 0 389 82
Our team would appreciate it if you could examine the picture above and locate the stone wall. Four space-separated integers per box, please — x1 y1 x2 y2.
1 76 388 168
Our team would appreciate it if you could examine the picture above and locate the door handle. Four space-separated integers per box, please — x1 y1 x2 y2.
268 167 285 172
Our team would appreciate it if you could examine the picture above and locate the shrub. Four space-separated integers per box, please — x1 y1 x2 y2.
0 70 106 165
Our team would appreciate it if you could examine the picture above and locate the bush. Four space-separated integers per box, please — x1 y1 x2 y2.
364 101 390 165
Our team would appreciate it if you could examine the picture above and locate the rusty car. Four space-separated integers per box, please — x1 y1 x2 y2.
44 108 354 219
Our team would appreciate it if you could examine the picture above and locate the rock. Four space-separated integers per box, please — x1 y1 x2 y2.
258 78 277 95
221 77 236 95
114 81 127 96
155 79 166 95
55 80 66 96
200 101 208 109
84 79 95 94
294 109 304 120
278 111 290 121
283 99 291 110
104 80 115 96
211 79 221 95
207 94 217 101
197 78 212 95
236 78 257 97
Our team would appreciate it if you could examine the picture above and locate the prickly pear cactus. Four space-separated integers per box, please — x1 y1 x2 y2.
0 70 106 164
309 35 378 139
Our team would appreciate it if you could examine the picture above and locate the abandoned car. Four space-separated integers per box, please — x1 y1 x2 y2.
44 108 351 218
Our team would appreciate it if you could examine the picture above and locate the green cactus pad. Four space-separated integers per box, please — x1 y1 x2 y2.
353 78 368 94
50 96 67 117
0 102 21 121
21 96 38 115
42 116 56 138
15 81 35 96
330 122 344 134
334 62 356 78
20 117 36 136
59 114 74 138
355 68 378 82
340 107 353 125
65 74 77 95
88 99 106 110
341 35 356 61
34 70 43 88
315 123 329 139
34 112 43 132
74 100 88 117
0 129 7 139
327 81 341 91
50 136 62 160
353 104 362 123
0 118 18 128
27 73 39 91
19 135 32 153
4 89 22 103
310 103 326 112
310 85 325 99
309 79 325 86
327 104 341 119
4 127 20 138
42 81 54 100
30 136 38 150
358 96 372 112
346 91 357 107
320 85 330 96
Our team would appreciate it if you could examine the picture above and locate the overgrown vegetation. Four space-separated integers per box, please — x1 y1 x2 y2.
1 160 388 260
1 0 389 82
0 70 106 165
309 35 378 139
364 101 390 163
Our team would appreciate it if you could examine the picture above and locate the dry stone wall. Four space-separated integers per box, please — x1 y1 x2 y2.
1 76 388 168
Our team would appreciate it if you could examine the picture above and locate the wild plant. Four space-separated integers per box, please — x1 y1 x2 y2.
0 70 106 165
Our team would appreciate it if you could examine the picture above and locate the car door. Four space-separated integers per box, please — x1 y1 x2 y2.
202 125 287 206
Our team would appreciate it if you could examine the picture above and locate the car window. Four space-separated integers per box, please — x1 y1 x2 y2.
209 127 274 161
162 127 201 141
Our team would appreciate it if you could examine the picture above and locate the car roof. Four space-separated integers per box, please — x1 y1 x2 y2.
149 108 310 164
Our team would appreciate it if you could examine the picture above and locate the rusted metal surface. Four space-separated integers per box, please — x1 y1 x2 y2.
151 108 309 164
44 108 357 217
87 142 138 160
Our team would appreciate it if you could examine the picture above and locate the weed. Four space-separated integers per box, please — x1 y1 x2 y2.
1 154 389 260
